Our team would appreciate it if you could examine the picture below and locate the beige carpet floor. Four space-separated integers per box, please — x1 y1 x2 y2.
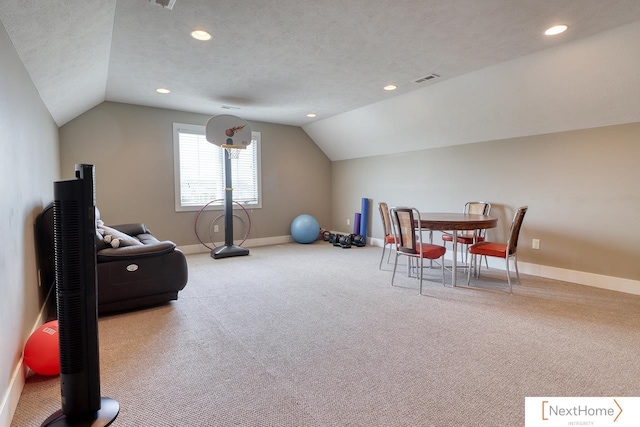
11 242 640 426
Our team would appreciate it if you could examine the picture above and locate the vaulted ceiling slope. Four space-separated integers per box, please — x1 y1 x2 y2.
0 0 116 126
1 1 640 160
305 19 640 160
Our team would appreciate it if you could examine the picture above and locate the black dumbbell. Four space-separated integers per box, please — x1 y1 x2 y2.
339 234 352 248
351 234 366 247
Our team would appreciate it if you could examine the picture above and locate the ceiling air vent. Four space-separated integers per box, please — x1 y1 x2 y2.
148 0 176 9
414 74 440 84
221 105 241 110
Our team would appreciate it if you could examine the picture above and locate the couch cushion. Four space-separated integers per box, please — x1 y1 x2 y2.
97 240 177 262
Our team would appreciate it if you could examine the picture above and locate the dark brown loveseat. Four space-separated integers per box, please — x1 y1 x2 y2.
36 204 188 314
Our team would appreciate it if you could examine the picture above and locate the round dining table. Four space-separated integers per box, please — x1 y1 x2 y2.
417 213 498 286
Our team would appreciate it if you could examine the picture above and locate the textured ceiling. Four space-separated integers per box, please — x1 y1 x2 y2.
1 1 640 134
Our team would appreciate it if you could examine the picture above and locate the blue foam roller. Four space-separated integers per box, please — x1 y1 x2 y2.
359 198 369 240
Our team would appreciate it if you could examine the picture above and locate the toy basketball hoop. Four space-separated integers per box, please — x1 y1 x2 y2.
222 145 244 159
204 114 252 259
206 114 252 159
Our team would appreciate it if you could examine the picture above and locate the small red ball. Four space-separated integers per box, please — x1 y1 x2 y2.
23 320 60 376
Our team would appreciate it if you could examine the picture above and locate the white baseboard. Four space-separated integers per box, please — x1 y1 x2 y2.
180 232 368 255
0 288 53 426
0 362 28 427
369 237 640 296
517 262 640 296
179 235 294 255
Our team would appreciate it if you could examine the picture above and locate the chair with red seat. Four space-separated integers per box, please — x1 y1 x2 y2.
466 206 528 294
378 202 396 269
390 207 446 295
442 201 491 269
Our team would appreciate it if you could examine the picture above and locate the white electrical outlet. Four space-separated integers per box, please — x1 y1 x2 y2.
214 224 219 232
532 239 540 250
347 218 350 226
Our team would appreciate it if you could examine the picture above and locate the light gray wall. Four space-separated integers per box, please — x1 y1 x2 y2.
0 20 60 423
58 102 332 246
332 122 640 281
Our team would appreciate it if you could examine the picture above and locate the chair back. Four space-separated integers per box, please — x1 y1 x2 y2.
506 206 528 255
378 202 393 237
465 201 491 215
463 201 491 238
390 207 419 254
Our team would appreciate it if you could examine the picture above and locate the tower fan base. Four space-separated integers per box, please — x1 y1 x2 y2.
211 244 249 259
41 397 119 427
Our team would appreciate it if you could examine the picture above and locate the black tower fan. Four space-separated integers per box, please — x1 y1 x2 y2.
42 164 119 426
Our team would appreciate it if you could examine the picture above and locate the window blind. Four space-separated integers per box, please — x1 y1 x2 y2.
175 125 260 209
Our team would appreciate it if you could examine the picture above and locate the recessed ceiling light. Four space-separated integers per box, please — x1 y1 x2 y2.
156 88 170 94
191 30 211 41
383 85 397 91
306 113 317 118
545 25 568 36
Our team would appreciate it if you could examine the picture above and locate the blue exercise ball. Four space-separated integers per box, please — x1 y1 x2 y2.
291 214 320 244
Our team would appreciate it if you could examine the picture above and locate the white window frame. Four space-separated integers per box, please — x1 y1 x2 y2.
173 123 262 212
